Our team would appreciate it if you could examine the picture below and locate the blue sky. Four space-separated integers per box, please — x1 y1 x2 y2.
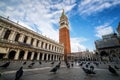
0 0 120 52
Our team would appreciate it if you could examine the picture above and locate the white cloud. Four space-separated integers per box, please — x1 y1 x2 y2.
0 0 76 41
95 23 113 38
78 0 120 15
70 37 87 52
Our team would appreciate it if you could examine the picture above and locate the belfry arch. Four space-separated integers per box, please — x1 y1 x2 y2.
8 50 16 59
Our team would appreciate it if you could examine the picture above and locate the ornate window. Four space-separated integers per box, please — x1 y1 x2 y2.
3 29 11 39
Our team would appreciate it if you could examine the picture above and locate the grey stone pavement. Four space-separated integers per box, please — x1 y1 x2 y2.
0 61 120 80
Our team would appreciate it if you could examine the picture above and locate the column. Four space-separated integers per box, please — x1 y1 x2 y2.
0 28 7 38
46 54 48 61
26 37 31 44
38 41 41 48
37 53 40 60
19 34 24 42
33 39 37 47
31 52 35 60
0 27 5 38
53 46 55 51
9 31 16 41
50 54 52 61
3 48 10 59
53 55 55 61
14 49 20 60
23 51 28 60
56 55 58 61
47 44 49 50
42 53 45 61
50 45 53 50
43 42 45 49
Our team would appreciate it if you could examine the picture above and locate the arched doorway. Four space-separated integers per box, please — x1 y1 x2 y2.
100 51 109 61
40 53 43 60
48 54 50 61
27 52 32 60
44 54 47 61
51 55 53 61
8 50 16 60
33 52 37 60
19 50 25 60
0 54 5 59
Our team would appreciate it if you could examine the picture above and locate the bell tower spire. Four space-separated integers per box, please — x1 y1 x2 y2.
59 9 71 61
62 9 64 16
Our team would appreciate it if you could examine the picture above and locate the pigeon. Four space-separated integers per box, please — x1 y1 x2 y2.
0 61 10 68
23 61 26 65
114 65 120 70
79 62 83 66
50 66 58 73
51 61 54 65
90 65 94 71
85 64 89 68
108 65 118 75
56 62 61 69
28 62 35 68
15 67 23 80
82 67 96 74
66 62 70 68
39 61 42 64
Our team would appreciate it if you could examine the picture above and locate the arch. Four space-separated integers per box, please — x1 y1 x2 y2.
51 55 53 61
23 36 28 43
19 50 25 60
31 38 34 45
41 42 44 48
110 50 115 54
15 33 20 42
48 54 50 60
8 50 16 59
44 54 47 61
49 44 51 50
40 53 43 60
0 54 5 59
100 51 109 57
3 29 11 39
88 58 90 61
33 52 37 60
27 52 32 60
36 40 39 47
45 43 47 49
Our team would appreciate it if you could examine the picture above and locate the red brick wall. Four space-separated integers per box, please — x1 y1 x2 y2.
59 27 71 60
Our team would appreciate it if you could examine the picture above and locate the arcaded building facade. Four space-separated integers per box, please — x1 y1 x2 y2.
0 16 64 61
68 50 97 61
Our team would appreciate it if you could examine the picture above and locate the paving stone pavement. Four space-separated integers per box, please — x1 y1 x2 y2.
0 61 120 80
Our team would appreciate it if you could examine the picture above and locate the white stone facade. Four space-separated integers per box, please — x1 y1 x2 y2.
0 16 64 61
68 51 97 61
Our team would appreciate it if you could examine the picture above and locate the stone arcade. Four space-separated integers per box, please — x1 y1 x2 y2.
0 16 64 61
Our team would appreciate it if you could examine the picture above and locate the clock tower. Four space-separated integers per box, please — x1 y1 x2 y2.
59 9 71 61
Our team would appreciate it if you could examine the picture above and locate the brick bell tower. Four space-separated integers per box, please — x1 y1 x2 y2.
59 9 71 61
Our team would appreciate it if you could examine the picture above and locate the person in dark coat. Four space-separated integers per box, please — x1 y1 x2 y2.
15 66 23 80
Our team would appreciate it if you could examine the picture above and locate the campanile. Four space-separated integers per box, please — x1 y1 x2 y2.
59 9 71 61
